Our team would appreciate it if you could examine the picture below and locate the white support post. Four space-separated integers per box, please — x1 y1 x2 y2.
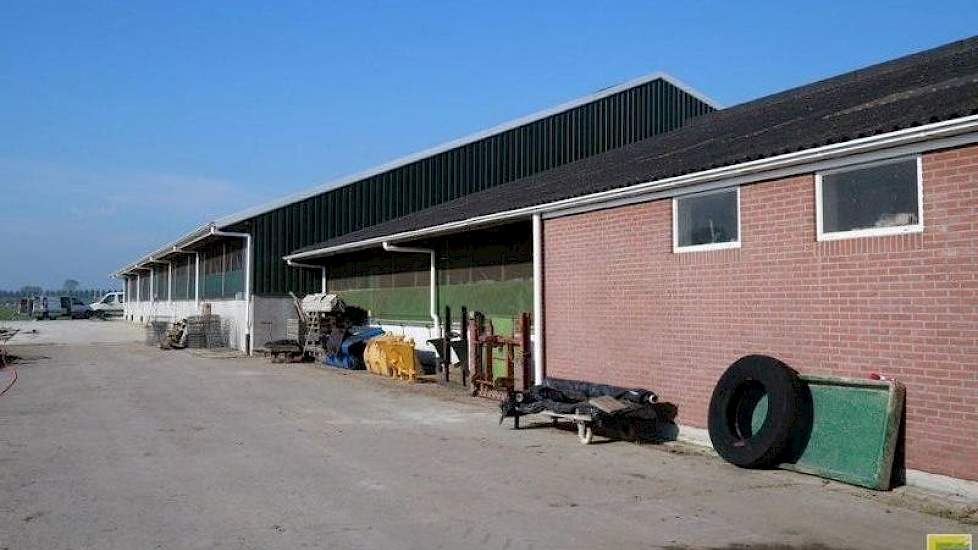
532 213 544 385
194 253 200 305
382 242 440 337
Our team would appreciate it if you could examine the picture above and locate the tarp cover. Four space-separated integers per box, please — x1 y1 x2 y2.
499 377 658 427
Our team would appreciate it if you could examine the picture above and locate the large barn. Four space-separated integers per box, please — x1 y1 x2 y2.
118 36 978 483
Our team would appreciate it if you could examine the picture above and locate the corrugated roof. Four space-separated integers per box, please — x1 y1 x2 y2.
291 35 978 256
115 71 714 276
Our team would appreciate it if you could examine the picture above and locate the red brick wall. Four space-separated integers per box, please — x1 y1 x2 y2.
543 144 978 481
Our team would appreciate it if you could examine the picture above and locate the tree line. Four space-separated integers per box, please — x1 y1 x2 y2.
0 280 121 300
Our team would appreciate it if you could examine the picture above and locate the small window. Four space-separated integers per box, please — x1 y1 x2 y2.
816 157 922 241
673 187 740 252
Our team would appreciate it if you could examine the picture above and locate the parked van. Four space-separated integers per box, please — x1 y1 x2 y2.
32 296 93 319
90 291 125 316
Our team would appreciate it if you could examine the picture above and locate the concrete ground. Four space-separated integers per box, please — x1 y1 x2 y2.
2 318 144 345
0 321 974 550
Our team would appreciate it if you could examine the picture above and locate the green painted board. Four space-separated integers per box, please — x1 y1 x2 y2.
778 375 905 490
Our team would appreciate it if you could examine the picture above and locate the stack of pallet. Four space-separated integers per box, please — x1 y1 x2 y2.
286 317 306 345
184 315 225 349
145 320 170 346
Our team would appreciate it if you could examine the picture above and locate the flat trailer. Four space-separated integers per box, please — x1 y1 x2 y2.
501 379 658 445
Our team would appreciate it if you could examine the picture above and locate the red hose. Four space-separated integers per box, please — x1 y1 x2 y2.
0 365 16 398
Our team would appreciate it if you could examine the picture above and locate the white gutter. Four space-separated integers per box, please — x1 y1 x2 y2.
209 227 253 355
111 224 213 278
532 214 544 384
286 259 327 293
381 242 440 336
284 115 978 261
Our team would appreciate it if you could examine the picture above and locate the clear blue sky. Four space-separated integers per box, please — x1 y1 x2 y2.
2 1 977 289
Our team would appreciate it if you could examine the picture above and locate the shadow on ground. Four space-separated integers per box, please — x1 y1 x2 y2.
662 544 854 550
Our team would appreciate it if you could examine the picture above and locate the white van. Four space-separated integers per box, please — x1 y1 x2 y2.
90 291 125 316
32 296 93 319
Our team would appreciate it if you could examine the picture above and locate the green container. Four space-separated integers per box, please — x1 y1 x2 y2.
779 376 905 490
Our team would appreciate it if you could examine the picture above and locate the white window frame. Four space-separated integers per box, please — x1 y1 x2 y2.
672 186 742 253
815 155 924 242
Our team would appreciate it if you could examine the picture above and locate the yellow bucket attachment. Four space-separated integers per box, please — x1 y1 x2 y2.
364 335 420 381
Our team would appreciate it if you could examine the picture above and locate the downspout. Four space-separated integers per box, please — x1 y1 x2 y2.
532 214 545 384
286 259 327 293
382 241 440 337
210 227 253 355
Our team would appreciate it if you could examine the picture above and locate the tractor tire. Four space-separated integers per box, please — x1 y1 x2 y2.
707 355 804 469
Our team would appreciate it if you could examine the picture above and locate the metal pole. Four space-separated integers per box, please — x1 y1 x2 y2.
532 213 544 384
443 306 451 383
460 306 468 387
194 252 200 305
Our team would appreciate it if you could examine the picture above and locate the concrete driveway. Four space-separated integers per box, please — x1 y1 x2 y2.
0 324 973 549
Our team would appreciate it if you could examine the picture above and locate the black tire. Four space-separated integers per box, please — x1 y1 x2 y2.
708 355 803 468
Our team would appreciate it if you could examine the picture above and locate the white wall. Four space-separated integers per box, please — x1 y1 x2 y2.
123 298 444 359
123 299 249 351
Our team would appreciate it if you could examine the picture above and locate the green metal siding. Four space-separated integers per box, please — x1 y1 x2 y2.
232 79 714 295
330 223 533 323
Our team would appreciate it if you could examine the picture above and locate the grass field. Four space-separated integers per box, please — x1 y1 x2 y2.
0 305 28 321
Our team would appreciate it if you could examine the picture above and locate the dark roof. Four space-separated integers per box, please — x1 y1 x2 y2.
293 36 978 256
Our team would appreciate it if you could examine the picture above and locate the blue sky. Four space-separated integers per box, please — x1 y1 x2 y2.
2 1 977 289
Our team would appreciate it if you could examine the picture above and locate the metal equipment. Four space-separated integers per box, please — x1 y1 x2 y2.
499 378 659 444
467 311 531 397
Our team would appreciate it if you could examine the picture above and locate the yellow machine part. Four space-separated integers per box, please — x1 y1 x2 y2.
364 335 420 381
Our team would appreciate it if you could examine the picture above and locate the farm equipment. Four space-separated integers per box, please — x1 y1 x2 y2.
467 311 531 397
364 334 422 381
499 378 659 444
269 292 379 369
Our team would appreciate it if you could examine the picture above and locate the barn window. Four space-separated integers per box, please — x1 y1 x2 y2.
673 187 740 252
816 157 922 241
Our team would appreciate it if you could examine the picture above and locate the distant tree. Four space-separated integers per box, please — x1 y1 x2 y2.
63 279 80 295
19 285 43 297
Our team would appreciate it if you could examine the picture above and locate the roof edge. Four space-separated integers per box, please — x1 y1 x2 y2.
213 71 717 228
112 223 214 277
284 113 978 261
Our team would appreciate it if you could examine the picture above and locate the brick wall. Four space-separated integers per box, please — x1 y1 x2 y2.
543 144 978 481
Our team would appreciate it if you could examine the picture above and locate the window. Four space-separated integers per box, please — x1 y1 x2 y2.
816 157 922 241
673 187 740 252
